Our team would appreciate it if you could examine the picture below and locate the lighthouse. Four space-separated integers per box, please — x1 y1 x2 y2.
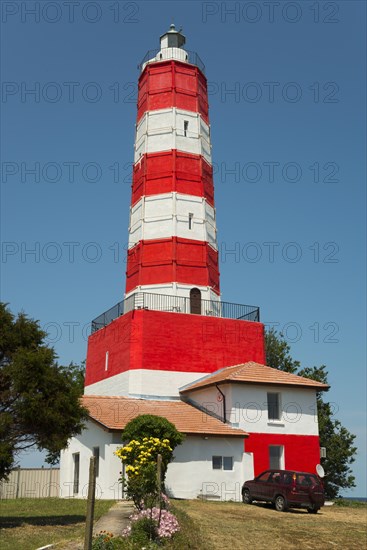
60 27 328 500
126 24 220 307
84 25 265 398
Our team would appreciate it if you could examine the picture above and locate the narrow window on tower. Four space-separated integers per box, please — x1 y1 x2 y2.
188 212 194 230
184 120 189 137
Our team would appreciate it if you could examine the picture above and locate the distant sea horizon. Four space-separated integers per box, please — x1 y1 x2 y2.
341 496 367 502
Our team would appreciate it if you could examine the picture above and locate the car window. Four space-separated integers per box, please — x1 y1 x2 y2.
297 474 311 486
270 472 281 484
309 475 322 487
282 472 294 485
256 471 272 482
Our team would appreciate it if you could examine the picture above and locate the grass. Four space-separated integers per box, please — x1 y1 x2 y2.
1 498 366 550
172 499 367 550
334 498 367 508
0 498 115 550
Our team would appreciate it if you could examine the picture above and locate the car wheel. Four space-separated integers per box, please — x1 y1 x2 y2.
274 495 287 512
242 489 252 504
307 507 319 514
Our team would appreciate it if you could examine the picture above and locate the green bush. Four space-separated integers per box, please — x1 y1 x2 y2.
130 516 159 545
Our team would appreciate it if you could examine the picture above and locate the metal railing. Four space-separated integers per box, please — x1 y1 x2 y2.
138 48 206 74
91 292 260 333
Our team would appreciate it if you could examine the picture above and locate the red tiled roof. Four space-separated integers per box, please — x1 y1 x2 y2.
81 395 248 437
180 362 330 393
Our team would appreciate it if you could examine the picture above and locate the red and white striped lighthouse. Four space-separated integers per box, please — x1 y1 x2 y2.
125 25 220 309
84 27 265 397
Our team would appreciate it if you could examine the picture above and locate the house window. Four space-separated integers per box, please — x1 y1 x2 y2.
105 351 109 372
269 445 284 469
267 392 281 421
188 212 193 230
212 456 233 471
223 457 233 471
93 446 100 477
184 120 189 137
73 453 80 494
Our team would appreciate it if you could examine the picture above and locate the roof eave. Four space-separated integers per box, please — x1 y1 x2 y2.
180 379 330 393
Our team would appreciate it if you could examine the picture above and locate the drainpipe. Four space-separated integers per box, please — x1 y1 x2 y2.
216 384 226 423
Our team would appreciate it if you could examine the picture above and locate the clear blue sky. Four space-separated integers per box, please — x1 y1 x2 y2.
1 1 366 497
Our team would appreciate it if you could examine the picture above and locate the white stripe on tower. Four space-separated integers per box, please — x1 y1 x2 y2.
134 108 212 164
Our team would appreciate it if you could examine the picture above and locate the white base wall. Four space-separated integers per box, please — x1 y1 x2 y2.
84 369 208 398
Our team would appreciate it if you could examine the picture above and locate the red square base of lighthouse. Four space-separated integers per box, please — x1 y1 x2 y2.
85 309 265 388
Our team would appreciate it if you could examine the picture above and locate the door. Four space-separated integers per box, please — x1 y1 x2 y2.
269 445 284 469
190 288 201 315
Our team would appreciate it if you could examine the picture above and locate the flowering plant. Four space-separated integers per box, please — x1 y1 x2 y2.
123 507 180 540
91 531 114 549
115 437 173 510
115 437 173 474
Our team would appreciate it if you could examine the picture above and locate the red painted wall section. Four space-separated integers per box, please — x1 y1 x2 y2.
85 310 136 386
126 237 220 294
137 61 209 123
245 433 321 476
132 151 214 206
85 309 265 386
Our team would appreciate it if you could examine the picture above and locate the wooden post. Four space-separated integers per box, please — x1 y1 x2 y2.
156 453 162 494
157 453 162 520
84 456 96 550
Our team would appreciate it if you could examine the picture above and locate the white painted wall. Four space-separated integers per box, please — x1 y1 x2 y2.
165 436 247 501
84 371 130 396
231 384 319 435
60 426 249 502
184 383 319 435
84 369 213 398
134 109 212 164
59 420 123 500
128 193 217 249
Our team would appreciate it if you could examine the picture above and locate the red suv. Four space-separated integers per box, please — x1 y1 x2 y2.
242 469 325 513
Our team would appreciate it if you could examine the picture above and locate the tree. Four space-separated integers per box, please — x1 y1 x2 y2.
298 366 357 499
265 327 300 373
122 414 185 452
265 329 357 498
0 302 88 479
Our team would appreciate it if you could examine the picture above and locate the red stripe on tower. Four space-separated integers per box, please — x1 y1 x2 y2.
126 24 220 306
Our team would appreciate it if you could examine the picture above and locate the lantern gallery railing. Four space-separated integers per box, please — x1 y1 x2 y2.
138 48 206 74
91 292 260 333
